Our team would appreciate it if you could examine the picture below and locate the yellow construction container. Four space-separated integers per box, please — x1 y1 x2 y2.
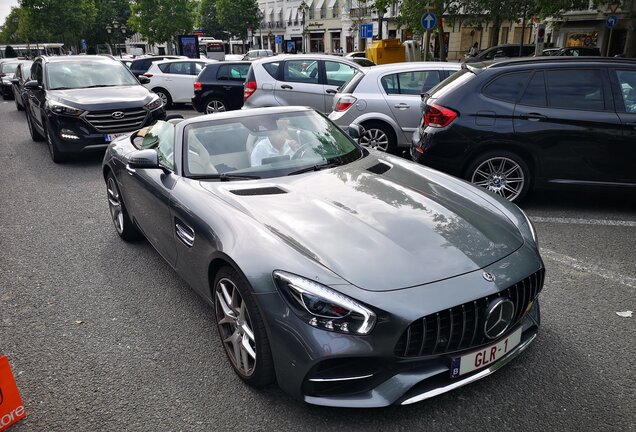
365 39 406 65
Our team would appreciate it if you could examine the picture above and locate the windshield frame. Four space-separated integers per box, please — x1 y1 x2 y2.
46 59 140 90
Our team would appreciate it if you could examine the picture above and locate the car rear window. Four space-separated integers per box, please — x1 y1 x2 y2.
158 63 170 73
339 69 364 93
263 61 280 79
427 68 474 99
519 71 547 106
217 64 250 81
483 72 531 102
381 70 441 95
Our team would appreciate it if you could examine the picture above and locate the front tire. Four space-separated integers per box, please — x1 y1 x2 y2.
106 172 142 241
360 121 397 154
45 123 67 163
205 97 227 114
465 150 531 203
152 87 172 108
214 266 275 387
26 110 45 142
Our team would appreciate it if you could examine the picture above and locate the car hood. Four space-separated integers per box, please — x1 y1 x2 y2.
48 85 154 110
201 157 524 291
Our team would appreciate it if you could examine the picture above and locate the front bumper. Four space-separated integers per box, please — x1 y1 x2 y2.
258 247 544 407
46 107 165 154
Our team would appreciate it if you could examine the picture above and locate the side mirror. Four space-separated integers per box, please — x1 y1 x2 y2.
347 124 365 141
128 149 160 169
10 78 19 85
24 80 41 90
138 76 150 84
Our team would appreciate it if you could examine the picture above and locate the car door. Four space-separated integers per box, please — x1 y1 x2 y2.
609 68 636 182
216 63 250 110
121 126 178 266
165 61 196 103
274 59 325 112
27 61 46 134
323 60 359 114
383 69 444 141
513 68 624 183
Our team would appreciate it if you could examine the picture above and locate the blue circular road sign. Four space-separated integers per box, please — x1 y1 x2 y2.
607 15 618 28
421 12 437 31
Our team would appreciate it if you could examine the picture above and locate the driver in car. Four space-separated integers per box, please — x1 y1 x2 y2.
250 119 301 166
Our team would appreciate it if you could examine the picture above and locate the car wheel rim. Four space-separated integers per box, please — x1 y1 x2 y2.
360 129 389 152
215 278 256 377
471 157 525 201
206 100 226 114
106 177 124 234
157 92 168 106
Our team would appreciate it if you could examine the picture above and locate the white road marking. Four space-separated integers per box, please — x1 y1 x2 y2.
541 248 636 289
531 216 636 227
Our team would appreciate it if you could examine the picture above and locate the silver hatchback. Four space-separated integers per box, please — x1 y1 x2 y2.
242 55 362 114
329 62 461 154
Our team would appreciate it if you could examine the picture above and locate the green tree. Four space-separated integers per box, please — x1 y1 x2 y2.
216 0 260 49
129 0 197 45
198 0 225 39
0 7 29 44
86 0 132 53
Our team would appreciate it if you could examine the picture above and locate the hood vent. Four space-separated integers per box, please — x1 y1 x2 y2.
366 161 392 175
230 186 287 196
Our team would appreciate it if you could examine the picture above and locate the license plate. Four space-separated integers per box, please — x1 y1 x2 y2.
450 326 522 379
104 133 126 142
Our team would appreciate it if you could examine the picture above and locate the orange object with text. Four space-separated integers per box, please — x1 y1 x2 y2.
0 355 26 431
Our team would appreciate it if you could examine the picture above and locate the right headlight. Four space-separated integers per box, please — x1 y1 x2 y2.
273 271 376 335
145 95 163 111
518 207 538 247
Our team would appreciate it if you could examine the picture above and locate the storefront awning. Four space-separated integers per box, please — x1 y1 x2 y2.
286 7 293 21
275 7 282 16
327 0 337 8
293 8 299 21
305 0 314 8
315 0 325 10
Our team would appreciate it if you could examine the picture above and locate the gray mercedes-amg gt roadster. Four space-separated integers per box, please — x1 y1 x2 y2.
102 106 544 407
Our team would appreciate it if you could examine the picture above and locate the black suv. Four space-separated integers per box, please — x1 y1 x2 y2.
25 55 165 162
129 55 182 77
192 61 250 113
465 44 536 63
411 57 636 202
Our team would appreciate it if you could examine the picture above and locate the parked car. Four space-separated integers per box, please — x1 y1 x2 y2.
24 55 165 163
554 46 601 56
142 58 218 107
465 44 535 63
192 61 251 113
242 49 274 61
128 55 183 78
0 59 28 100
330 62 461 154
243 54 362 113
10 60 33 111
411 57 636 202
102 105 544 408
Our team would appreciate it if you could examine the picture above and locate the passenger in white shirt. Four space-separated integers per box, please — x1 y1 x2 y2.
250 123 300 166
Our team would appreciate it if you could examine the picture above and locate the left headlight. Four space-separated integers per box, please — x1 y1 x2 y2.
273 271 376 335
47 101 85 117
145 95 163 111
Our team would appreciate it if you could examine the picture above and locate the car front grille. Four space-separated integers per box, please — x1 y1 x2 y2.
84 108 148 133
394 268 545 358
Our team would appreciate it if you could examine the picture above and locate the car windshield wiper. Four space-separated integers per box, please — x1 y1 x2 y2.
190 173 262 181
85 84 119 88
287 162 340 176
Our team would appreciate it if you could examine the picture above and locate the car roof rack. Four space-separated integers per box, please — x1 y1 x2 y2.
489 56 636 68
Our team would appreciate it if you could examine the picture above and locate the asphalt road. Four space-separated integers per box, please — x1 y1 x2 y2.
1 101 634 431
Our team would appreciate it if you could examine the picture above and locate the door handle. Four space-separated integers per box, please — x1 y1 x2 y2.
223 86 232 90
394 103 410 109
626 122 636 128
326 89 337 94
280 84 293 90
125 165 136 175
526 113 546 121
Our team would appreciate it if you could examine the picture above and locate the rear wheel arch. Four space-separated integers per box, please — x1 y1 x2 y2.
359 119 399 154
462 142 536 181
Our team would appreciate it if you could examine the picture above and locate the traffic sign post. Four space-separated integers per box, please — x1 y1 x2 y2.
275 35 283 45
421 12 436 31
606 15 617 56
535 24 545 56
360 24 373 39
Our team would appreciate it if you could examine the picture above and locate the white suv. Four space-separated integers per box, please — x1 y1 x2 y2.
242 55 362 114
143 58 218 107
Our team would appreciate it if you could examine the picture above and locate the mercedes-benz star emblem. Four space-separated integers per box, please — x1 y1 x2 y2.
482 271 496 282
111 111 125 119
483 298 515 340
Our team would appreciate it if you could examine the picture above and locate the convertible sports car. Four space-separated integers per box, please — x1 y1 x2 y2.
102 107 544 407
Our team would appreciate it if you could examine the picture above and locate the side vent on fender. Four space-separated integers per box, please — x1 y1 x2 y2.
366 162 392 175
230 187 288 196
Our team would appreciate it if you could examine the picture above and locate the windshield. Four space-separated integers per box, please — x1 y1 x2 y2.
47 60 139 90
1 62 20 74
183 110 364 179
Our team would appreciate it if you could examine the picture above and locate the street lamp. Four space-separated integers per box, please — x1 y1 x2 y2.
106 19 127 57
298 0 310 53
256 10 264 49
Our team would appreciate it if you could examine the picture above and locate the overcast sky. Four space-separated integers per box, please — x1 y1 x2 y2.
0 0 19 27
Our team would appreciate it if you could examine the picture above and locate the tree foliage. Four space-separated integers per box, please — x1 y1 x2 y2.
129 0 198 45
86 0 132 50
216 0 260 42
198 0 225 39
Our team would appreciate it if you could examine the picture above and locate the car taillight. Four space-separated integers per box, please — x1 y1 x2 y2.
423 103 457 128
334 95 357 112
244 80 257 101
193 81 202 91
143 73 153 77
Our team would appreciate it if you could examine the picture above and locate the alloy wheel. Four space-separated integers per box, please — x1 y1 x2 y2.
470 157 525 201
106 177 124 234
205 99 226 114
360 128 389 152
156 91 169 106
215 277 257 377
